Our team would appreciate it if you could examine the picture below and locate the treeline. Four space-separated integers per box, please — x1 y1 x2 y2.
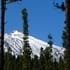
3 34 65 70
3 42 65 70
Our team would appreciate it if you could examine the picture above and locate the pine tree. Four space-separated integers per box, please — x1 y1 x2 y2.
32 55 40 70
62 21 67 70
4 47 12 70
58 56 65 70
39 47 46 70
21 8 32 70
64 0 70 70
43 34 53 70
53 58 58 70
0 0 21 70
4 47 17 70
55 1 70 70
11 55 16 70
15 55 23 70
44 47 53 70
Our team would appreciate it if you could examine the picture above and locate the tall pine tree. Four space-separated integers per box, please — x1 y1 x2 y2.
64 0 70 70
21 8 32 70
54 1 70 70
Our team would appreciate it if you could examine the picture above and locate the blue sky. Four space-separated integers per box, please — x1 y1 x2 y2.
5 0 64 46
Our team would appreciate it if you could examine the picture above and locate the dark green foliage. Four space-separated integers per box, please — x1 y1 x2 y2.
48 34 53 45
42 34 53 70
39 47 46 70
62 25 67 70
58 56 65 70
22 8 32 70
44 46 53 70
22 49 32 70
22 8 29 36
56 1 70 70
15 55 23 70
4 52 11 70
62 21 67 48
4 47 12 70
62 30 67 48
32 55 40 70
53 58 58 70
3 42 65 70
21 8 31 53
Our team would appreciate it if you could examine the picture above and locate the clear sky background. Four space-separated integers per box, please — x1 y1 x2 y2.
5 0 64 46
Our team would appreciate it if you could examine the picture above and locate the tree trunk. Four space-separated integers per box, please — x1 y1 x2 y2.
65 0 70 70
0 0 6 70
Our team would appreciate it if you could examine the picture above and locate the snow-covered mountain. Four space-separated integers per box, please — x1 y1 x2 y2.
4 30 65 59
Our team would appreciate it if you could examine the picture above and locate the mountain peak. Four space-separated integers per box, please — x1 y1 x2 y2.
4 30 64 58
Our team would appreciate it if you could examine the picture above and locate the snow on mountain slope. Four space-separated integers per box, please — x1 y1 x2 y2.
4 30 65 58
